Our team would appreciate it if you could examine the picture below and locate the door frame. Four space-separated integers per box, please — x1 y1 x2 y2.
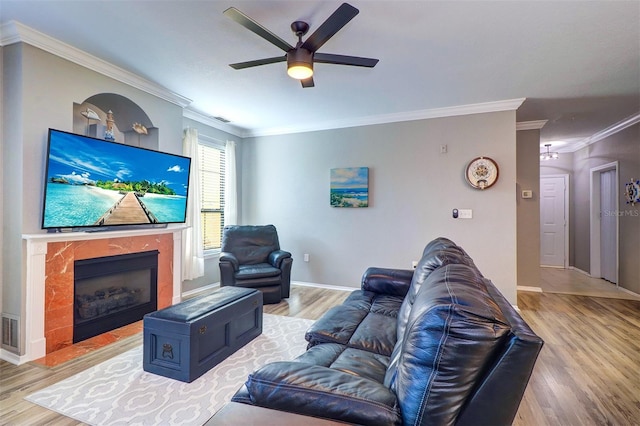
540 174 570 269
589 161 619 285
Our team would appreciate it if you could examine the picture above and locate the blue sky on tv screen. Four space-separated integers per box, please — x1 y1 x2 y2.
47 131 190 196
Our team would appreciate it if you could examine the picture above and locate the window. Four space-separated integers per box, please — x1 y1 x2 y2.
198 141 225 251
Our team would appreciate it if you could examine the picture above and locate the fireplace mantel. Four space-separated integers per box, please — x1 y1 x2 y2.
10 225 186 365
23 225 186 243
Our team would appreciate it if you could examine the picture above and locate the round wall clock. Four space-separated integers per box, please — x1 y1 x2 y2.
465 157 499 190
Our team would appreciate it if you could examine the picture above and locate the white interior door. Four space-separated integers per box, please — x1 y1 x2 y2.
600 169 617 283
540 176 567 267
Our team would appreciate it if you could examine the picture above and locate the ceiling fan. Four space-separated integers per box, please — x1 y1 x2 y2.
224 2 379 88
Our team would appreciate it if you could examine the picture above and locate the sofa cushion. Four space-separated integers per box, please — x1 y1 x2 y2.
339 289 404 315
305 304 368 347
295 343 390 383
305 290 402 355
347 312 398 356
235 263 281 279
385 264 511 425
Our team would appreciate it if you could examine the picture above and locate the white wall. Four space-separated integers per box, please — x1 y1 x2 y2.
242 111 519 303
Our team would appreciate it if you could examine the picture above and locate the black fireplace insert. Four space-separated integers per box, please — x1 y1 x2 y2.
73 250 159 343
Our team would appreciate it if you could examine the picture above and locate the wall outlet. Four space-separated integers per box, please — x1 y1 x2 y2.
411 260 418 269
440 144 448 154
303 253 310 262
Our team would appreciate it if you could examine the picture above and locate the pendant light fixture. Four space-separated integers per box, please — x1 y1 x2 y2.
540 143 559 161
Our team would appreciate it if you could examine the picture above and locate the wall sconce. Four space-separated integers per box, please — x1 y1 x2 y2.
540 143 559 161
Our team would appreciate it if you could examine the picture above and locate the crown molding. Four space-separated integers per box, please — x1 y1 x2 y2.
245 98 527 138
570 112 640 152
1 21 192 108
183 108 244 138
516 120 548 131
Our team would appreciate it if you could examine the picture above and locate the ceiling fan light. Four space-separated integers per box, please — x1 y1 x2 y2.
287 64 313 79
287 48 313 80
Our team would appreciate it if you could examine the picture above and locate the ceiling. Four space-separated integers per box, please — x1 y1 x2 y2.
1 1 638 150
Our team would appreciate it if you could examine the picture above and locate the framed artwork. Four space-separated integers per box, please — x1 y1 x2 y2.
330 167 369 208
625 179 640 206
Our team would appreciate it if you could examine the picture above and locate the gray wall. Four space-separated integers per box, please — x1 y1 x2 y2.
241 112 520 303
0 45 4 314
2 43 24 322
542 123 640 294
516 129 541 287
0 43 216 351
1 44 240 309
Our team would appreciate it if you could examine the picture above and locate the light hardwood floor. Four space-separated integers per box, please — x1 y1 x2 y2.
539 267 640 301
2 272 640 425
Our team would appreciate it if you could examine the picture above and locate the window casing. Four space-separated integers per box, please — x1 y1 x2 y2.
198 141 225 251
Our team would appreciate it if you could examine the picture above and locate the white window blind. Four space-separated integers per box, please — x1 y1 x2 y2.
198 142 225 250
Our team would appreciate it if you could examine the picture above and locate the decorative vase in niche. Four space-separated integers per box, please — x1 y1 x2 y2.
104 110 116 141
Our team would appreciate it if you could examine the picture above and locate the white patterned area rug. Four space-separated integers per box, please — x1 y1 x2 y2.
26 314 313 426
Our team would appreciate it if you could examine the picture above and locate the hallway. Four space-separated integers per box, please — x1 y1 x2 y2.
535 267 640 301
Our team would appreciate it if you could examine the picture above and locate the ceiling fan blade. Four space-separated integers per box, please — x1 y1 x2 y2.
302 3 359 52
229 56 286 70
224 7 294 52
314 53 379 68
301 77 315 88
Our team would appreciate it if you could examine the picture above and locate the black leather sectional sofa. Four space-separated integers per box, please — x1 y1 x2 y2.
231 237 544 425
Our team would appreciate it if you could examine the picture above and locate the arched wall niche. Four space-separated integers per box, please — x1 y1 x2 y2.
72 93 159 150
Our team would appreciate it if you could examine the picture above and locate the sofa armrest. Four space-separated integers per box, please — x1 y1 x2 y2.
361 267 414 296
268 250 291 269
235 362 401 426
219 252 239 271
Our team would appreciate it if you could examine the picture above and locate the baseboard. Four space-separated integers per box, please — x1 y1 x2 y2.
569 266 592 277
517 286 543 293
181 281 356 300
292 281 356 292
616 286 640 298
182 283 220 299
0 348 26 365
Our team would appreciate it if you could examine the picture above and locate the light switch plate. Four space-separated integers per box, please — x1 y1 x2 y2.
458 209 473 219
522 190 533 199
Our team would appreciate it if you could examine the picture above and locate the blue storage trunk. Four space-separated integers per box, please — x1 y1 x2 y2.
143 286 263 382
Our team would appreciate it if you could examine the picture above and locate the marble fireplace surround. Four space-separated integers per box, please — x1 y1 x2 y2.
17 226 184 365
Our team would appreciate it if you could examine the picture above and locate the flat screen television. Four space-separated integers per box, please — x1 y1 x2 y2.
42 129 191 231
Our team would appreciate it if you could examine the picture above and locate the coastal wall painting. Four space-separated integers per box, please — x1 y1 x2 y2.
330 167 369 208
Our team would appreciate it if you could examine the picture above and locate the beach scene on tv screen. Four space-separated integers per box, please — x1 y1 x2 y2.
43 131 190 228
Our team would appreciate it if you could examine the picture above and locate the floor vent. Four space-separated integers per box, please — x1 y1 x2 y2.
2 314 20 352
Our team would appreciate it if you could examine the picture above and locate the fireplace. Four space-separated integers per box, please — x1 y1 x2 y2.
11 228 182 365
73 250 159 343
